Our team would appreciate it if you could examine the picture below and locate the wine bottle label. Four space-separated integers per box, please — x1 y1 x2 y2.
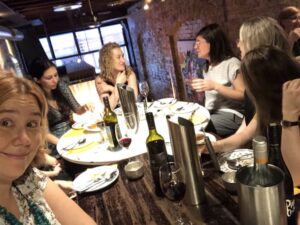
286 198 295 217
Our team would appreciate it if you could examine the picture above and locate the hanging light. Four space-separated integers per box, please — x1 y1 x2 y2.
87 0 101 28
53 2 82 12
143 3 149 10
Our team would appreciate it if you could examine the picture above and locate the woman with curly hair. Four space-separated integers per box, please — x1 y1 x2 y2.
95 42 138 109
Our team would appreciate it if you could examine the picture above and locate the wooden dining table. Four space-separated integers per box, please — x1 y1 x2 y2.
73 153 240 225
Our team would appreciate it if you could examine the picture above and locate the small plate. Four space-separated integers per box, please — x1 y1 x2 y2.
154 98 177 108
73 166 119 193
72 121 85 130
84 123 101 132
218 149 254 173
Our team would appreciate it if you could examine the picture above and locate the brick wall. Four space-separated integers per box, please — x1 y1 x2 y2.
127 0 300 100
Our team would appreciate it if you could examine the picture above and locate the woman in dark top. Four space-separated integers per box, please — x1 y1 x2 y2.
95 42 138 109
30 58 92 156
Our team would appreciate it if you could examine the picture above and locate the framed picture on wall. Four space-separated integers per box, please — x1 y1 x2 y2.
176 40 195 66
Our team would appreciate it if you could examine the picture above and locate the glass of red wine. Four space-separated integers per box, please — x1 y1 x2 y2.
159 162 191 225
115 112 137 150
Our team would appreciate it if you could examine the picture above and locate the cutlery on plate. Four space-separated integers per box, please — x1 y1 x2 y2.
77 170 117 193
188 106 200 120
63 138 86 150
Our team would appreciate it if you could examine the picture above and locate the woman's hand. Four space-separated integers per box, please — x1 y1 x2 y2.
282 79 300 121
188 78 218 92
116 71 127 84
82 103 94 112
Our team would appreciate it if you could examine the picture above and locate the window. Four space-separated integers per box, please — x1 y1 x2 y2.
50 33 78 58
39 37 52 60
100 24 125 45
76 29 102 53
39 22 132 75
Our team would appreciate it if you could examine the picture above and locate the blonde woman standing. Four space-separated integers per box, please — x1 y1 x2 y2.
95 42 138 109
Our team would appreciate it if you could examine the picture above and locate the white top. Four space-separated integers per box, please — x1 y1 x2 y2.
203 57 244 116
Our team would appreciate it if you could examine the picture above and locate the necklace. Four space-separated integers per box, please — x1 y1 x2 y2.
0 186 51 225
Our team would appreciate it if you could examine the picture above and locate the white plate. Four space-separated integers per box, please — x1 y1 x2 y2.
171 102 199 114
73 166 119 193
84 124 101 132
154 98 177 108
59 136 94 150
72 121 85 130
218 149 254 173
195 132 216 145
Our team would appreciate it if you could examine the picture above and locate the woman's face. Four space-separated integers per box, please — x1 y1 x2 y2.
237 37 246 59
111 48 126 73
38 66 59 93
0 95 42 182
281 12 300 33
194 36 210 59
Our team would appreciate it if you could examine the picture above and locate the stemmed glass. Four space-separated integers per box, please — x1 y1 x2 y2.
159 162 192 225
115 113 138 150
139 81 150 109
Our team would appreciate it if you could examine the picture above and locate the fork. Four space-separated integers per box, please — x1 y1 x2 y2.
77 171 117 193
63 138 86 150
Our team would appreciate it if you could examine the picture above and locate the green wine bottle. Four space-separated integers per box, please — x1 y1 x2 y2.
145 112 168 197
103 96 119 151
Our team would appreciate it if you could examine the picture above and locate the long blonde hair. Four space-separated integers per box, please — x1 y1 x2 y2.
0 70 48 165
239 16 291 55
99 42 133 83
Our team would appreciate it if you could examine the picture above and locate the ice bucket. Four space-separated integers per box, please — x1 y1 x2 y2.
236 164 286 225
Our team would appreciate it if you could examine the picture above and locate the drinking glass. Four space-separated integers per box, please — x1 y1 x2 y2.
115 113 138 150
139 81 150 109
159 162 192 225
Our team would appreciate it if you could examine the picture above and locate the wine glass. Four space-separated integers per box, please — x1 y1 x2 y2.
139 81 150 109
115 113 138 150
159 162 192 225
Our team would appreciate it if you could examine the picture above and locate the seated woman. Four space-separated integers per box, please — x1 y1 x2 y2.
212 16 292 152
278 6 300 57
95 42 138 109
281 79 300 185
188 23 245 137
0 71 96 225
30 58 93 157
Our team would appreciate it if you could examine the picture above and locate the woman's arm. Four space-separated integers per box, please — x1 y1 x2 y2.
212 116 257 152
46 133 59 145
188 72 245 101
127 71 138 99
214 72 245 100
281 79 300 185
44 178 96 225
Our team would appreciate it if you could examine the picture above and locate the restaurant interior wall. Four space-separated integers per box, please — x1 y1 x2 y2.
127 0 300 101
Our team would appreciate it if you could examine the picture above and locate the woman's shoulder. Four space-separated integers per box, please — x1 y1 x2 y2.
223 57 241 65
14 167 48 195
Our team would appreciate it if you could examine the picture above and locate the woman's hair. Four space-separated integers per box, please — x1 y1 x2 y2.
30 58 55 80
196 23 234 66
241 46 300 132
0 70 48 165
278 6 299 28
239 16 291 55
99 42 132 83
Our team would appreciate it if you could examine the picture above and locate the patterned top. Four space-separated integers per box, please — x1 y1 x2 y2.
0 168 61 225
49 80 80 136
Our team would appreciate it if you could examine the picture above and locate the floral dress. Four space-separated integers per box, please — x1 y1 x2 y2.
0 168 61 225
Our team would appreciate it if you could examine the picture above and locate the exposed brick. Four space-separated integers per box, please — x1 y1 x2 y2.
128 0 300 100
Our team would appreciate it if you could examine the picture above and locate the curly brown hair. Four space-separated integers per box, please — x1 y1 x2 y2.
0 70 48 166
99 42 133 83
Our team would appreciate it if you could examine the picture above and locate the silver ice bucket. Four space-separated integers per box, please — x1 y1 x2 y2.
236 165 286 225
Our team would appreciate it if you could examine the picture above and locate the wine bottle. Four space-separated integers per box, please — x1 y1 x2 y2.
267 123 296 225
103 96 119 150
243 136 279 187
145 112 168 197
